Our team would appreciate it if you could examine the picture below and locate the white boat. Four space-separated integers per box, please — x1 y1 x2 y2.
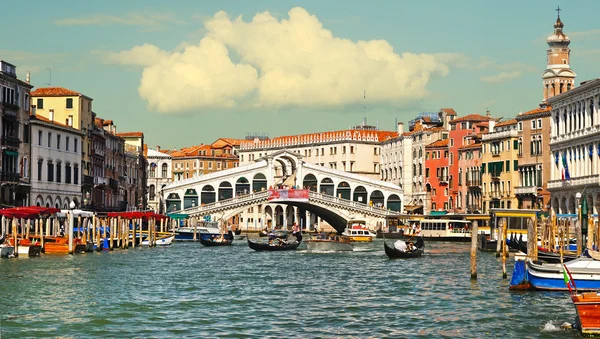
305 235 353 251
526 258 600 291
0 244 15 258
141 235 175 247
173 221 221 241
409 219 482 242
342 219 377 242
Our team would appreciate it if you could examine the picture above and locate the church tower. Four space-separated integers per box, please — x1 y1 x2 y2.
542 8 576 102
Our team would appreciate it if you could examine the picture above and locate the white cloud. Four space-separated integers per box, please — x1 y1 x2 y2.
480 71 522 84
104 7 451 113
54 12 184 29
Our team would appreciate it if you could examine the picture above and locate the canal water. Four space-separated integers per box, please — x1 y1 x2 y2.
0 239 579 338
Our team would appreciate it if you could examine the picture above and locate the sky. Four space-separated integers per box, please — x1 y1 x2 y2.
3 1 600 150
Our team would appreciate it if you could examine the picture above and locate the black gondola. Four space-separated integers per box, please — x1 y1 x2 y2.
247 238 300 251
200 238 233 246
234 229 242 235
383 237 424 259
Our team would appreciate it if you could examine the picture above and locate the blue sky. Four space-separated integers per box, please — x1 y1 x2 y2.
4 1 600 149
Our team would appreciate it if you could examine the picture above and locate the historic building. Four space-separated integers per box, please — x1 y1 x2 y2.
0 61 33 206
515 107 552 209
458 138 484 213
548 78 600 215
542 13 576 102
168 139 241 182
481 120 520 212
146 146 172 213
118 132 148 210
29 111 83 208
30 87 94 199
424 138 450 212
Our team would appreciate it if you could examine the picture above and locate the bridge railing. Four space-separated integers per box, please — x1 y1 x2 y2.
178 190 269 215
308 191 398 216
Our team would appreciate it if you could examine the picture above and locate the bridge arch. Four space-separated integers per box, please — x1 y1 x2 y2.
235 177 250 196
218 181 233 200
353 186 367 204
252 173 267 192
184 189 199 209
166 193 181 212
370 190 384 208
303 173 318 191
387 194 401 211
320 177 334 196
337 181 350 200
201 185 216 205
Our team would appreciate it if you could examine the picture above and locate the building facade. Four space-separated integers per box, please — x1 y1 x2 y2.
0 61 33 206
515 107 552 209
548 78 600 215
146 146 172 213
118 132 148 210
482 120 520 212
424 139 450 212
29 113 83 208
458 141 484 213
542 14 576 102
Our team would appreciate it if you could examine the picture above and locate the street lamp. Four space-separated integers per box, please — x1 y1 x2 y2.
576 192 582 218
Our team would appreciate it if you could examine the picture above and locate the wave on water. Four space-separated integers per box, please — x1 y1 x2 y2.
541 320 571 332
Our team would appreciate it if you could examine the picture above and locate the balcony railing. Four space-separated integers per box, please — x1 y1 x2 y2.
547 174 600 190
466 179 482 187
515 186 538 195
83 175 94 186
438 176 449 183
0 171 19 183
1 136 20 148
466 204 480 212
482 129 519 141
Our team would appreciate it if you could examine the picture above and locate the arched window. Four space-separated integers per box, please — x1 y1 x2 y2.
162 163 168 178
149 185 156 200
149 163 156 178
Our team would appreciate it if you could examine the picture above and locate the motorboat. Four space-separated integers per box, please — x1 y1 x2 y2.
0 244 14 258
342 220 376 242
526 258 600 291
570 291 600 336
173 221 221 241
141 235 175 247
305 234 352 252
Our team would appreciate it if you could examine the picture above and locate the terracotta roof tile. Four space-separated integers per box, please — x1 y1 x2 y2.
117 132 143 138
449 113 493 124
240 129 398 145
521 106 552 116
495 119 517 128
31 87 85 97
30 114 79 131
426 139 449 148
459 143 482 151
440 108 457 115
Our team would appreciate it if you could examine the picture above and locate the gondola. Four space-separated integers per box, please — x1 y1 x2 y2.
200 238 233 246
383 236 424 259
234 229 242 236
247 238 300 251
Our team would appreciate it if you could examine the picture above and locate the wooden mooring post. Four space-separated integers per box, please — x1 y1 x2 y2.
470 220 478 280
502 218 508 279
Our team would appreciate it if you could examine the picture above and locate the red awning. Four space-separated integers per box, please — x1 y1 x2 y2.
0 206 61 219
106 211 167 220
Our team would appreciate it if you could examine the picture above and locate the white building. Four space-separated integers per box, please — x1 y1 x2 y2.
146 146 172 213
30 111 83 208
548 78 600 215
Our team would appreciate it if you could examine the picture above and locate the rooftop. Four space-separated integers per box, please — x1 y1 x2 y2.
449 113 493 124
495 119 518 128
117 132 143 138
31 87 90 98
426 139 449 148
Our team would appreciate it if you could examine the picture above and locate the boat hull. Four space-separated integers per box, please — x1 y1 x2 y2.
0 245 14 258
17 245 42 257
200 238 233 246
383 240 424 259
526 259 600 291
141 236 175 247
247 239 300 251
572 292 600 335
305 240 353 252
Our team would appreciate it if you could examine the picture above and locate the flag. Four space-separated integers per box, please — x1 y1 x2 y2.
562 152 571 181
563 264 576 293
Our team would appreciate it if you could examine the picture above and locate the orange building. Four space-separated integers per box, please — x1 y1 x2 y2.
167 138 242 181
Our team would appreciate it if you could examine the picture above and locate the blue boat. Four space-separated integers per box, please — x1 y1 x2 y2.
526 258 600 291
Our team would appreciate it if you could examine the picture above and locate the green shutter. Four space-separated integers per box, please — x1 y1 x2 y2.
505 160 510 172
481 164 486 173
513 140 518 149
514 160 518 172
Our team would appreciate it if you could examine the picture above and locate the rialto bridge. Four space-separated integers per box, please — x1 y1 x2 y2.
161 150 403 233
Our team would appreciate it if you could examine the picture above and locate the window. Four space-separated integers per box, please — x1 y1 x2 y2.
518 122 522 131
47 161 54 182
74 139 78 153
37 159 43 180
23 157 28 178
350 146 354 154
23 124 29 143
433 188 437 196
57 134 61 150
74 165 79 185
66 137 70 151
538 119 542 129
208 162 212 169
66 164 71 184
426 168 430 177
37 98 44 109
66 98 73 109
56 162 61 183
38 130 42 145
47 132 51 147
162 163 168 177
531 120 536 129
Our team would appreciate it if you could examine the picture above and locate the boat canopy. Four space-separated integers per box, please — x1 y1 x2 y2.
106 211 168 220
167 213 189 220
0 206 61 219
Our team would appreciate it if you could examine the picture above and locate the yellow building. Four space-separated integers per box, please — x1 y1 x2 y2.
481 119 520 212
30 87 94 182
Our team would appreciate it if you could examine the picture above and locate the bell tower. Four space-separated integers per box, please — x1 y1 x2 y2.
542 6 576 102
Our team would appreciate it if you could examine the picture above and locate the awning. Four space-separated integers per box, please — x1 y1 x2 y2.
167 213 189 220
430 211 448 216
404 205 423 212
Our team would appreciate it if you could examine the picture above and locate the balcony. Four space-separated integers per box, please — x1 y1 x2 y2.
83 175 94 186
1 136 20 148
489 191 501 199
515 186 538 195
548 174 600 190
1 101 19 111
466 204 480 212
490 172 501 180
482 129 519 141
466 179 482 187
0 171 19 183
94 176 108 186
438 176 449 184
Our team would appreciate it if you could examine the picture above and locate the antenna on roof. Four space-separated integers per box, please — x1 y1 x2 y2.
363 90 366 124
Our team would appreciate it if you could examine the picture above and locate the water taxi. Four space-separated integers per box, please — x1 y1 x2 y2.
342 219 376 242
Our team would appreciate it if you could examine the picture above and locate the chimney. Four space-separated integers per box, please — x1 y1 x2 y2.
26 72 30 84
486 109 491 118
156 145 161 152
67 115 73 127
31 105 36 116
49 109 54 122
397 122 404 134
